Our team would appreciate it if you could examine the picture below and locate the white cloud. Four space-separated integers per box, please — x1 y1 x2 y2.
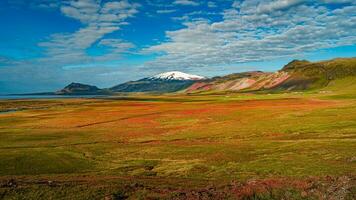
99 39 135 51
96 39 135 61
144 1 356 69
174 0 199 6
39 0 140 65
157 9 176 14
256 0 305 14
320 0 355 4
231 1 240 9
207 1 217 8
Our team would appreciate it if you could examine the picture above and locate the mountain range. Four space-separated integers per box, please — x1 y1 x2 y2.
109 71 205 93
53 58 356 95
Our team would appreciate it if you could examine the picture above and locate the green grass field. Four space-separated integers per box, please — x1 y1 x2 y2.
0 79 355 199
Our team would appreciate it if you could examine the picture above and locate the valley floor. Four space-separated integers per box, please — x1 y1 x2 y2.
0 91 355 199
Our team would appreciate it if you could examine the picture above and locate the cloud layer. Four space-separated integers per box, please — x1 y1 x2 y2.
173 0 199 6
145 0 356 68
39 0 139 66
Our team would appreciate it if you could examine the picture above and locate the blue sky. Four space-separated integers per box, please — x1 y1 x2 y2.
0 0 355 93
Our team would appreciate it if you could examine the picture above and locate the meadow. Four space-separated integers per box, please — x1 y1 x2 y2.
0 81 355 199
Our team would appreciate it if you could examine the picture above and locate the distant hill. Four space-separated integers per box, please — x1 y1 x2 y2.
56 82 110 95
185 58 356 93
110 71 205 93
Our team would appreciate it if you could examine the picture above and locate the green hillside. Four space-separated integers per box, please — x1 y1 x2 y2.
278 58 356 91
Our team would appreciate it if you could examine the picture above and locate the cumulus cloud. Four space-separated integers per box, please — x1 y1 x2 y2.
39 0 139 65
144 1 356 69
256 0 305 13
99 39 135 52
156 9 176 14
207 1 217 8
320 0 355 4
174 0 199 6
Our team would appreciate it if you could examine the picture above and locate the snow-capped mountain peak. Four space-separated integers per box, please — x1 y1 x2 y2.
150 71 205 81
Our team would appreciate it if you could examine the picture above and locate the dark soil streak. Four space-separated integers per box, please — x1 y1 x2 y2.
75 111 170 128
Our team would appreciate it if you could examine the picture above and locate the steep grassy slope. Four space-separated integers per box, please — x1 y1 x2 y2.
320 76 356 99
276 58 356 90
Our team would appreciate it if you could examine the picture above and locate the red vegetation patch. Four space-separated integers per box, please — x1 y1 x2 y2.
231 178 312 198
226 98 337 111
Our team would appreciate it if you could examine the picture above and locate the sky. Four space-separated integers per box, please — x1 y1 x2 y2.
0 0 355 94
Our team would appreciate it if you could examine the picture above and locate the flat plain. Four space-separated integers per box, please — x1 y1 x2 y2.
0 79 355 199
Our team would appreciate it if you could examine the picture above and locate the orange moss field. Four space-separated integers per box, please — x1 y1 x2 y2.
1 98 338 139
0 94 355 199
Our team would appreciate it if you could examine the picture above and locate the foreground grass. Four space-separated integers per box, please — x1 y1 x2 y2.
0 90 355 199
